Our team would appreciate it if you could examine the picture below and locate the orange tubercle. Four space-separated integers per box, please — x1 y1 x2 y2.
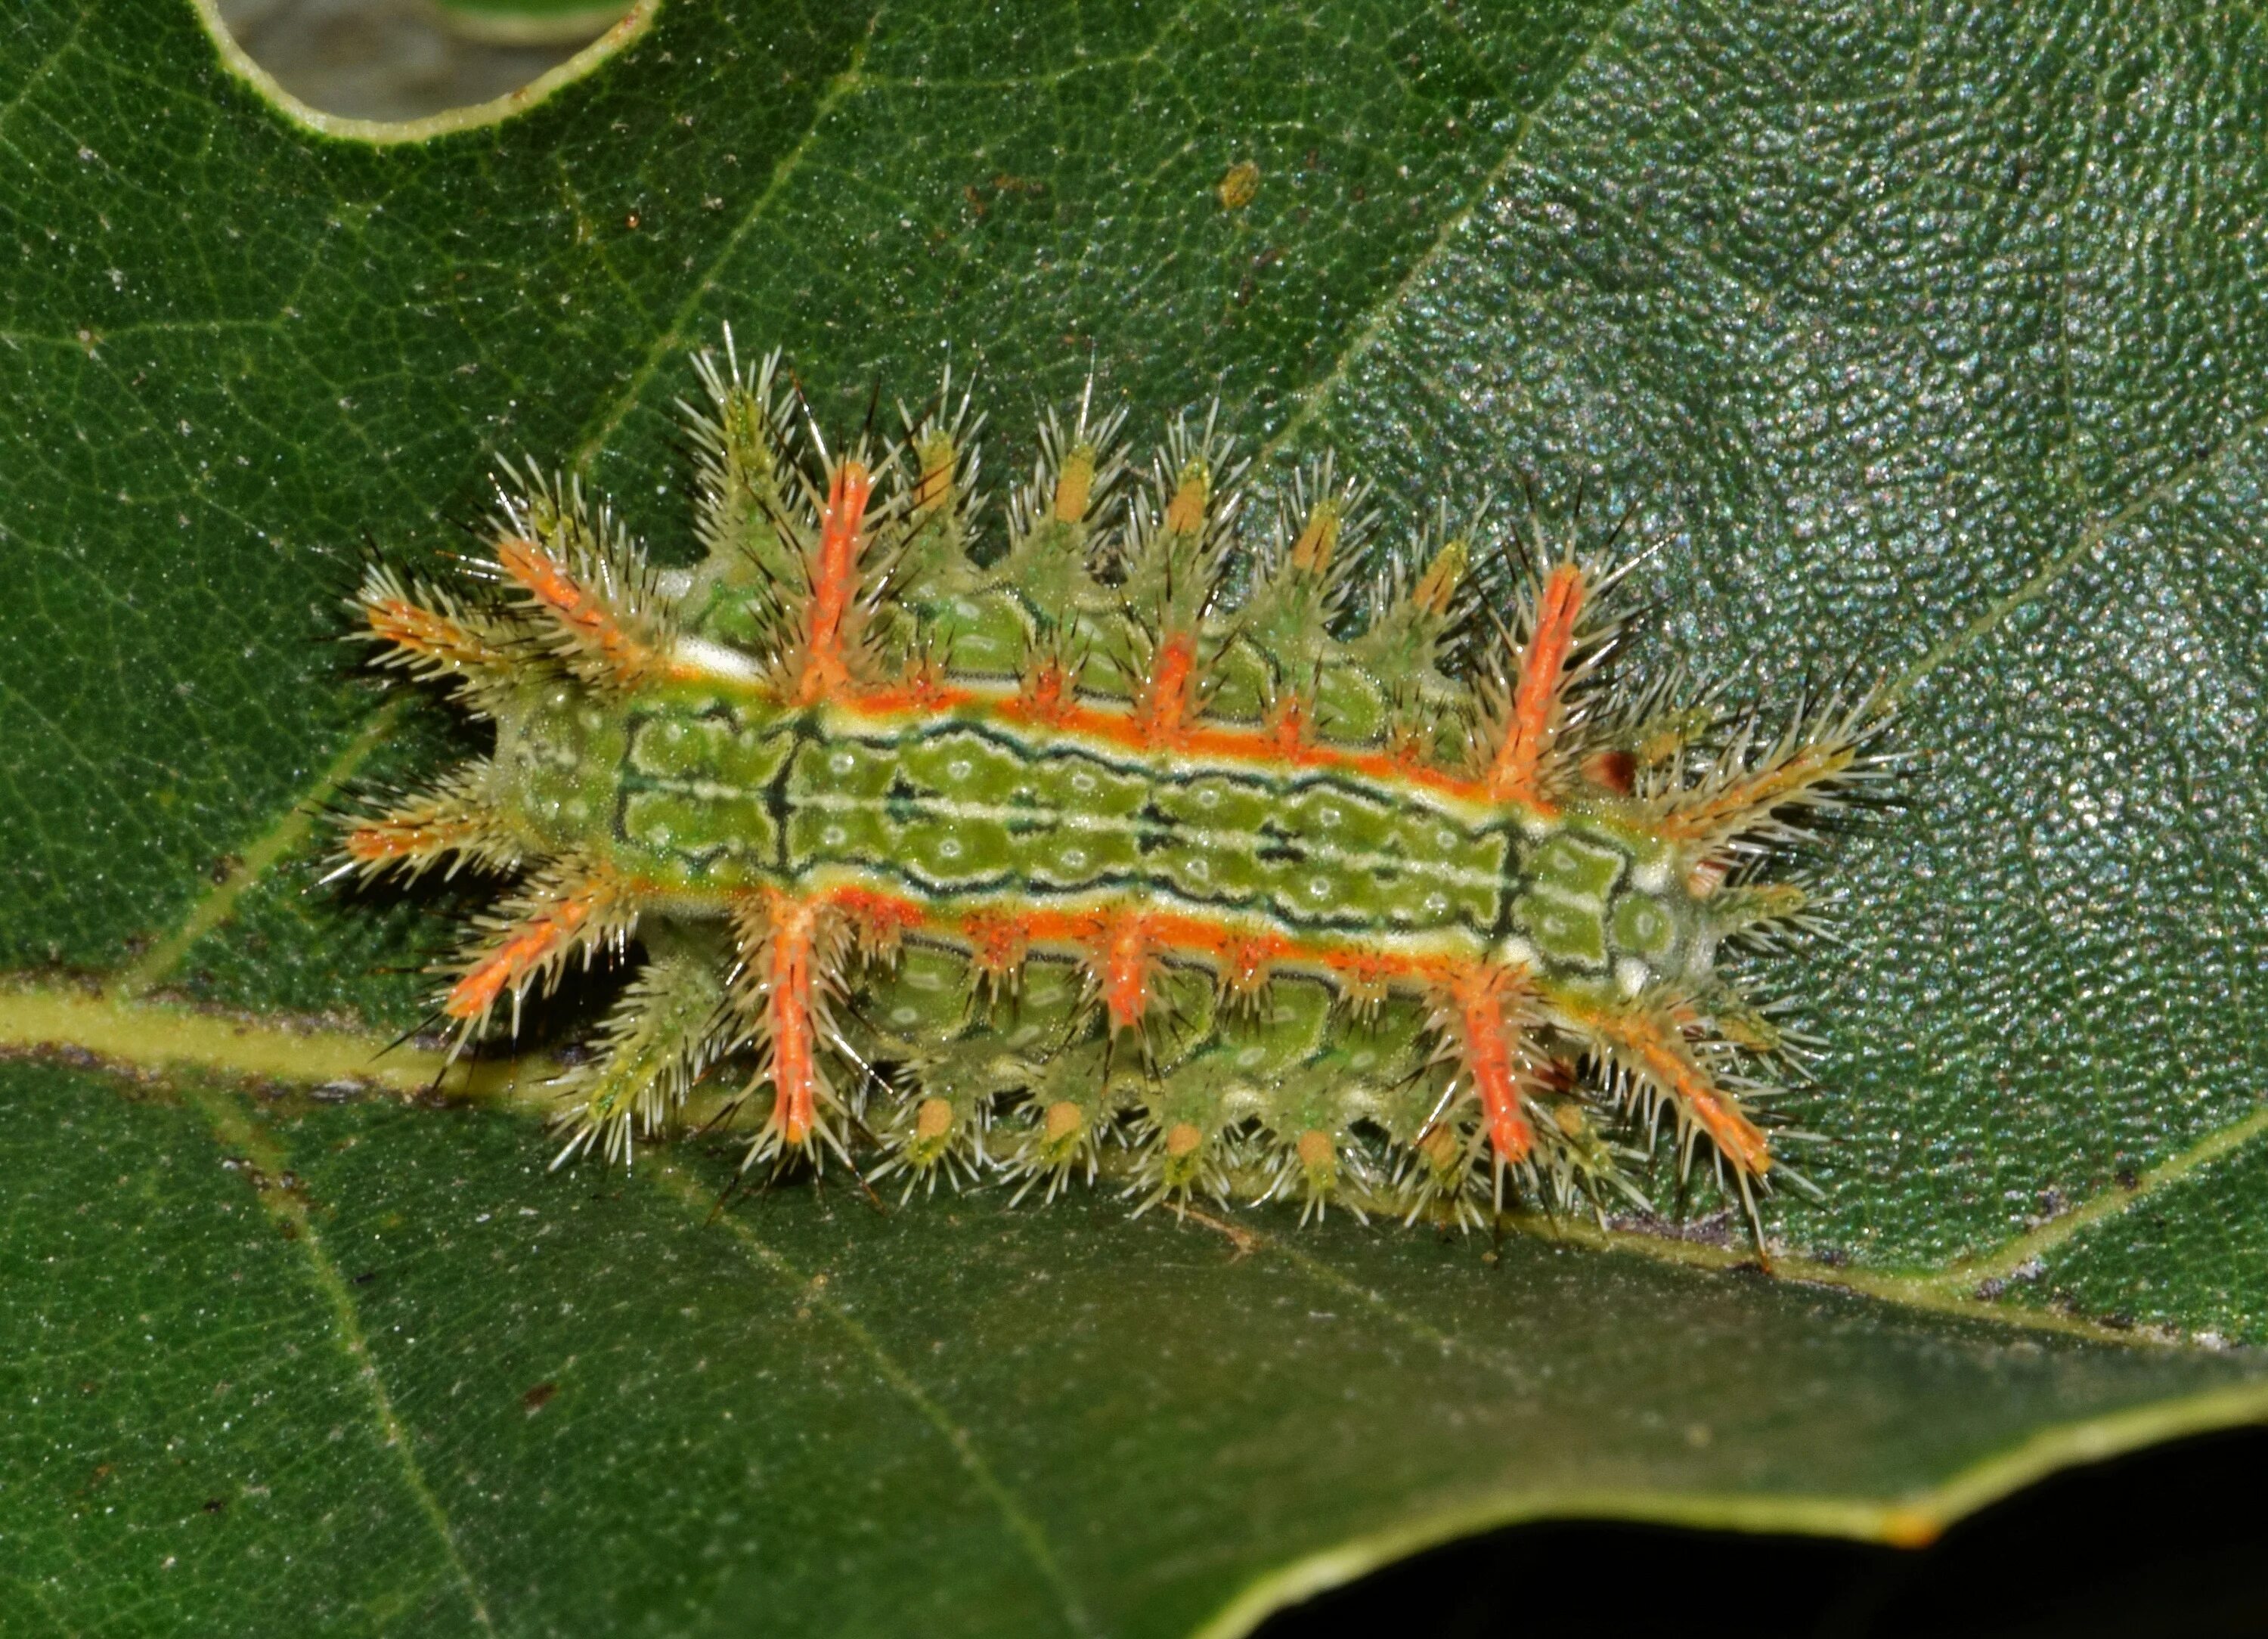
763 893 825 1145
1323 950 1397 1012
1221 934 1286 1002
1486 560 1585 804
1692 1088 1772 1176
961 909 1034 994
1015 654 1078 726
1136 632 1200 745
1596 1008 1771 1176
832 886 923 961
1097 912 1157 1035
446 887 602 1022
346 816 479 863
1448 963 1535 1163
1658 741 1857 844
497 538 658 684
792 460 872 706
365 599 499 669
1265 692 1308 754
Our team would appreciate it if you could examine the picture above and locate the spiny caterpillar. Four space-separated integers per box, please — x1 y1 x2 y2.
337 332 1892 1235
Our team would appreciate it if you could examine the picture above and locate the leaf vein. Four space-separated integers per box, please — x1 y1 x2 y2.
1892 409 2268 698
1259 0 1646 462
0 7 86 134
649 1155 1097 1637
566 23 880 472
185 1083 500 1635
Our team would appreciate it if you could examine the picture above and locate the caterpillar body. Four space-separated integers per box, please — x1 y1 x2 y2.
339 334 1891 1233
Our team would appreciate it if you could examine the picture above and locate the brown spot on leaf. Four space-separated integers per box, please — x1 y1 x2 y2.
1218 160 1260 211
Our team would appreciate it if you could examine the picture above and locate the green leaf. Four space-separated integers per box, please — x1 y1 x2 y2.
4 0 2265 1631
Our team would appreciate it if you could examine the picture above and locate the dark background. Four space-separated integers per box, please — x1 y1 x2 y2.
1260 1424 2268 1637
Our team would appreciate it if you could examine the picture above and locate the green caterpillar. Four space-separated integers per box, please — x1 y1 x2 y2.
341 333 1890 1232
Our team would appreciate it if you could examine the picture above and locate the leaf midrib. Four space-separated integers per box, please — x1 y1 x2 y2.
0 979 2221 1352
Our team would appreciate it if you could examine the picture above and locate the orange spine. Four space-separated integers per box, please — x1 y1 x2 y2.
763 895 824 1145
1448 965 1535 1163
1487 561 1586 803
793 460 872 705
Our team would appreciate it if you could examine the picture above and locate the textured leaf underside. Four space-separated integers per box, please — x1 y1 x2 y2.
3 0 2266 1633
